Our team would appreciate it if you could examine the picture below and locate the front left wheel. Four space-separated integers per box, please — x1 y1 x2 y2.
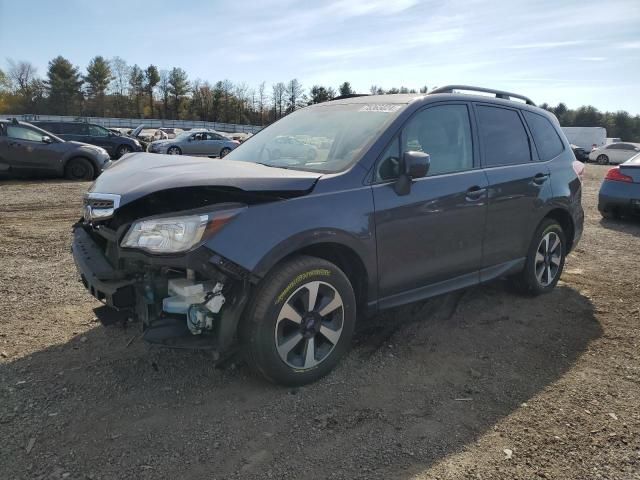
241 255 356 386
219 147 231 158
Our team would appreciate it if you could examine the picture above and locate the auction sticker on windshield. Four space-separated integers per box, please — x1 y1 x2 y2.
359 104 403 113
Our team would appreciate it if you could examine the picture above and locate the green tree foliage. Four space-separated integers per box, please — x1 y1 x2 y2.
129 64 145 118
84 56 112 116
46 56 83 115
309 85 336 104
168 67 189 119
145 65 160 117
338 81 354 96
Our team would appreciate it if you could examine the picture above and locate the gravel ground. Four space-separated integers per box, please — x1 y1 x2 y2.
0 166 639 480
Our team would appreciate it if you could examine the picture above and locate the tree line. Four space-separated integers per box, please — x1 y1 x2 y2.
0 56 639 141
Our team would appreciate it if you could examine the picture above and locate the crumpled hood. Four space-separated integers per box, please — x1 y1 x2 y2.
89 152 322 206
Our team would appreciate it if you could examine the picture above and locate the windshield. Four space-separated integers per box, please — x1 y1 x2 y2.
225 103 403 173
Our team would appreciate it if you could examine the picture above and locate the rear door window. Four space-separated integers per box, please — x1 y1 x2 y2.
522 111 564 161
477 105 531 167
63 123 88 135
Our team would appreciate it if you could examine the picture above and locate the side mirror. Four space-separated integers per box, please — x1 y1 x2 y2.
394 151 430 196
42 135 53 144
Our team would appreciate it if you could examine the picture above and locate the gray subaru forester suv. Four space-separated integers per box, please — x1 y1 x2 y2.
72 85 584 385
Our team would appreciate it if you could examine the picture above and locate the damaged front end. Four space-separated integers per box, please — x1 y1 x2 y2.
71 187 277 354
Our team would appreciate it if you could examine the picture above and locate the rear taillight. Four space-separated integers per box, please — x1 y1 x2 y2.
572 160 585 182
605 167 632 183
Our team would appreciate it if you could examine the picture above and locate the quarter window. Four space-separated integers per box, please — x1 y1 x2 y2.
522 111 564 161
477 106 531 166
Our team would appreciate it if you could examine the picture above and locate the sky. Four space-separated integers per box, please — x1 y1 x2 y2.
1 0 640 113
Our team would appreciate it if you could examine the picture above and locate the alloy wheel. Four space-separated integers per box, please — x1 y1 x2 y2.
534 231 562 287
274 281 344 370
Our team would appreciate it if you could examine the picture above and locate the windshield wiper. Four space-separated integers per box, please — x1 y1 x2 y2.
254 162 289 169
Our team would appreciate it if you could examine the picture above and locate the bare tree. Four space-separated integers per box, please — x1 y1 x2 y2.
109 56 131 116
158 70 170 119
7 59 37 92
285 78 303 114
272 82 286 119
258 81 266 125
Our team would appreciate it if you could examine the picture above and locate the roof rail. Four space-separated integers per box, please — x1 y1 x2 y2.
429 85 536 106
332 94 369 100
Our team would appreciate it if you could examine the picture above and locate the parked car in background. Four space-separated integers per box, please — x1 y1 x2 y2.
147 129 239 157
0 119 110 180
72 85 583 385
571 144 590 162
588 142 640 165
158 127 183 139
32 121 143 159
266 135 317 161
598 153 640 219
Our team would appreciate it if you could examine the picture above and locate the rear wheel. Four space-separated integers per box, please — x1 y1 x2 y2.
513 219 566 295
167 146 182 155
597 154 609 165
241 255 356 386
64 158 95 181
219 147 231 158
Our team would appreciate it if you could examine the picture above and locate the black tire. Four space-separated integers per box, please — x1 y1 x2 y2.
513 219 566 296
241 255 356 386
64 157 95 181
116 145 132 158
167 146 182 155
219 147 231 158
597 154 609 165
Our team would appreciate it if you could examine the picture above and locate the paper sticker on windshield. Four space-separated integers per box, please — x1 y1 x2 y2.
359 104 402 113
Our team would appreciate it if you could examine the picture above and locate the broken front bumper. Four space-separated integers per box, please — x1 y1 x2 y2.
71 227 136 309
71 225 251 351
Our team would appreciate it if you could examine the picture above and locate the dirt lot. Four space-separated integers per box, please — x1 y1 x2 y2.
0 166 639 480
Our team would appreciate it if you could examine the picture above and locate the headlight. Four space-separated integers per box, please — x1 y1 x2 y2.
121 207 245 254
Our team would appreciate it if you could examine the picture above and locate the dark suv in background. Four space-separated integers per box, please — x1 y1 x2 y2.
0 118 111 179
32 121 143 159
72 85 584 385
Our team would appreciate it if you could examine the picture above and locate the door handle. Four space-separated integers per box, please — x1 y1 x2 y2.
8 142 21 148
532 173 550 185
465 185 487 201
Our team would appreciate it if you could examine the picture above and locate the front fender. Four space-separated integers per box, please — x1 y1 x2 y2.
204 185 377 294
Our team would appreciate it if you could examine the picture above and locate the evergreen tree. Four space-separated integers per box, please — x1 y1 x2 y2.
168 67 189 119
338 81 354 96
145 65 160 117
46 56 83 115
84 56 112 116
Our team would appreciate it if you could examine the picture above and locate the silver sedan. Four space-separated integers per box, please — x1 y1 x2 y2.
147 130 239 157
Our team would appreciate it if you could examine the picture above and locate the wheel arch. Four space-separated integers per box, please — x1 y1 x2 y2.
254 239 373 317
543 208 575 252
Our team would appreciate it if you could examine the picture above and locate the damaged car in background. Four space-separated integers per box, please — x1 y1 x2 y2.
72 86 584 385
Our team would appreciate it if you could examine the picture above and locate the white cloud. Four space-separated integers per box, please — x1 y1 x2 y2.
507 40 586 49
618 41 640 49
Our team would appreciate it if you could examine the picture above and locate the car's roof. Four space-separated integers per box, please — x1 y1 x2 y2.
312 91 552 118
